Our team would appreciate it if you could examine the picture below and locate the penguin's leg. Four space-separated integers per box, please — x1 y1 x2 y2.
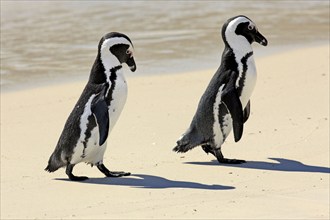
65 164 89 181
97 163 131 178
214 147 246 164
201 144 216 157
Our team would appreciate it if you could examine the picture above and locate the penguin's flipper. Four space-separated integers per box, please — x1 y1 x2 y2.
221 88 244 142
91 88 109 146
243 100 250 123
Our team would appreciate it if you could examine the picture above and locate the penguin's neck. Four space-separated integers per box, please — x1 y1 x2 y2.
100 51 122 80
224 33 257 109
225 30 253 63
101 51 120 68
89 53 123 84
224 34 255 79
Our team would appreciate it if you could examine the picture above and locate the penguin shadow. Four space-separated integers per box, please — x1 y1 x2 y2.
56 174 235 190
185 157 330 174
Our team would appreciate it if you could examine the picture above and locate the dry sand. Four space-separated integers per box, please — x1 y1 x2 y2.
1 44 329 219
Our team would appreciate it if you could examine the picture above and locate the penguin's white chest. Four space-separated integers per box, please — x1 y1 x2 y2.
212 56 257 148
70 73 128 165
237 56 257 108
108 74 128 133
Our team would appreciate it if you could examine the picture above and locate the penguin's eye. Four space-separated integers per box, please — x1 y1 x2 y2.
126 49 133 57
248 25 254 31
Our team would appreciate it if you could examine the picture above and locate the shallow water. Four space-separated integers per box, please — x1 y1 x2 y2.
1 1 329 90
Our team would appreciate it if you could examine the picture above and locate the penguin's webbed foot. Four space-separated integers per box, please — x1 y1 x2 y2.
68 175 89 181
66 164 89 181
97 164 131 178
214 149 246 164
107 171 131 177
217 158 246 164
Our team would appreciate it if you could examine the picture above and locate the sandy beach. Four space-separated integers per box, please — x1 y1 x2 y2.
1 44 329 219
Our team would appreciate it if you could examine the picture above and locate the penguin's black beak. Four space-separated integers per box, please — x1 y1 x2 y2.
254 31 268 46
126 56 136 72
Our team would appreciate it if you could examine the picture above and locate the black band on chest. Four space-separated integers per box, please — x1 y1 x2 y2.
105 65 122 105
237 51 253 96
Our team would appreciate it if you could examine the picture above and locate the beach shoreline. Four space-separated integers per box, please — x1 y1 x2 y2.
1 41 328 94
1 44 329 219
2 1 329 94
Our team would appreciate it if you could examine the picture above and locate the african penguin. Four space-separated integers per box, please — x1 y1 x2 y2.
173 15 267 164
45 32 136 181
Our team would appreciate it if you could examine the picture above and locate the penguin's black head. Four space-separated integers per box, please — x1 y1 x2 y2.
98 32 136 72
222 15 268 47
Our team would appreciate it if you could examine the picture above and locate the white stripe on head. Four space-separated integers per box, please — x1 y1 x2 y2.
225 16 254 57
225 16 256 86
100 37 134 76
101 37 134 54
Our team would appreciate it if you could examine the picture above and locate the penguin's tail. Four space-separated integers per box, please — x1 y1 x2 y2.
173 127 202 153
45 151 65 173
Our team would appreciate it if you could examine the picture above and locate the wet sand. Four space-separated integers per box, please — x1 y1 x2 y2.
1 44 329 219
